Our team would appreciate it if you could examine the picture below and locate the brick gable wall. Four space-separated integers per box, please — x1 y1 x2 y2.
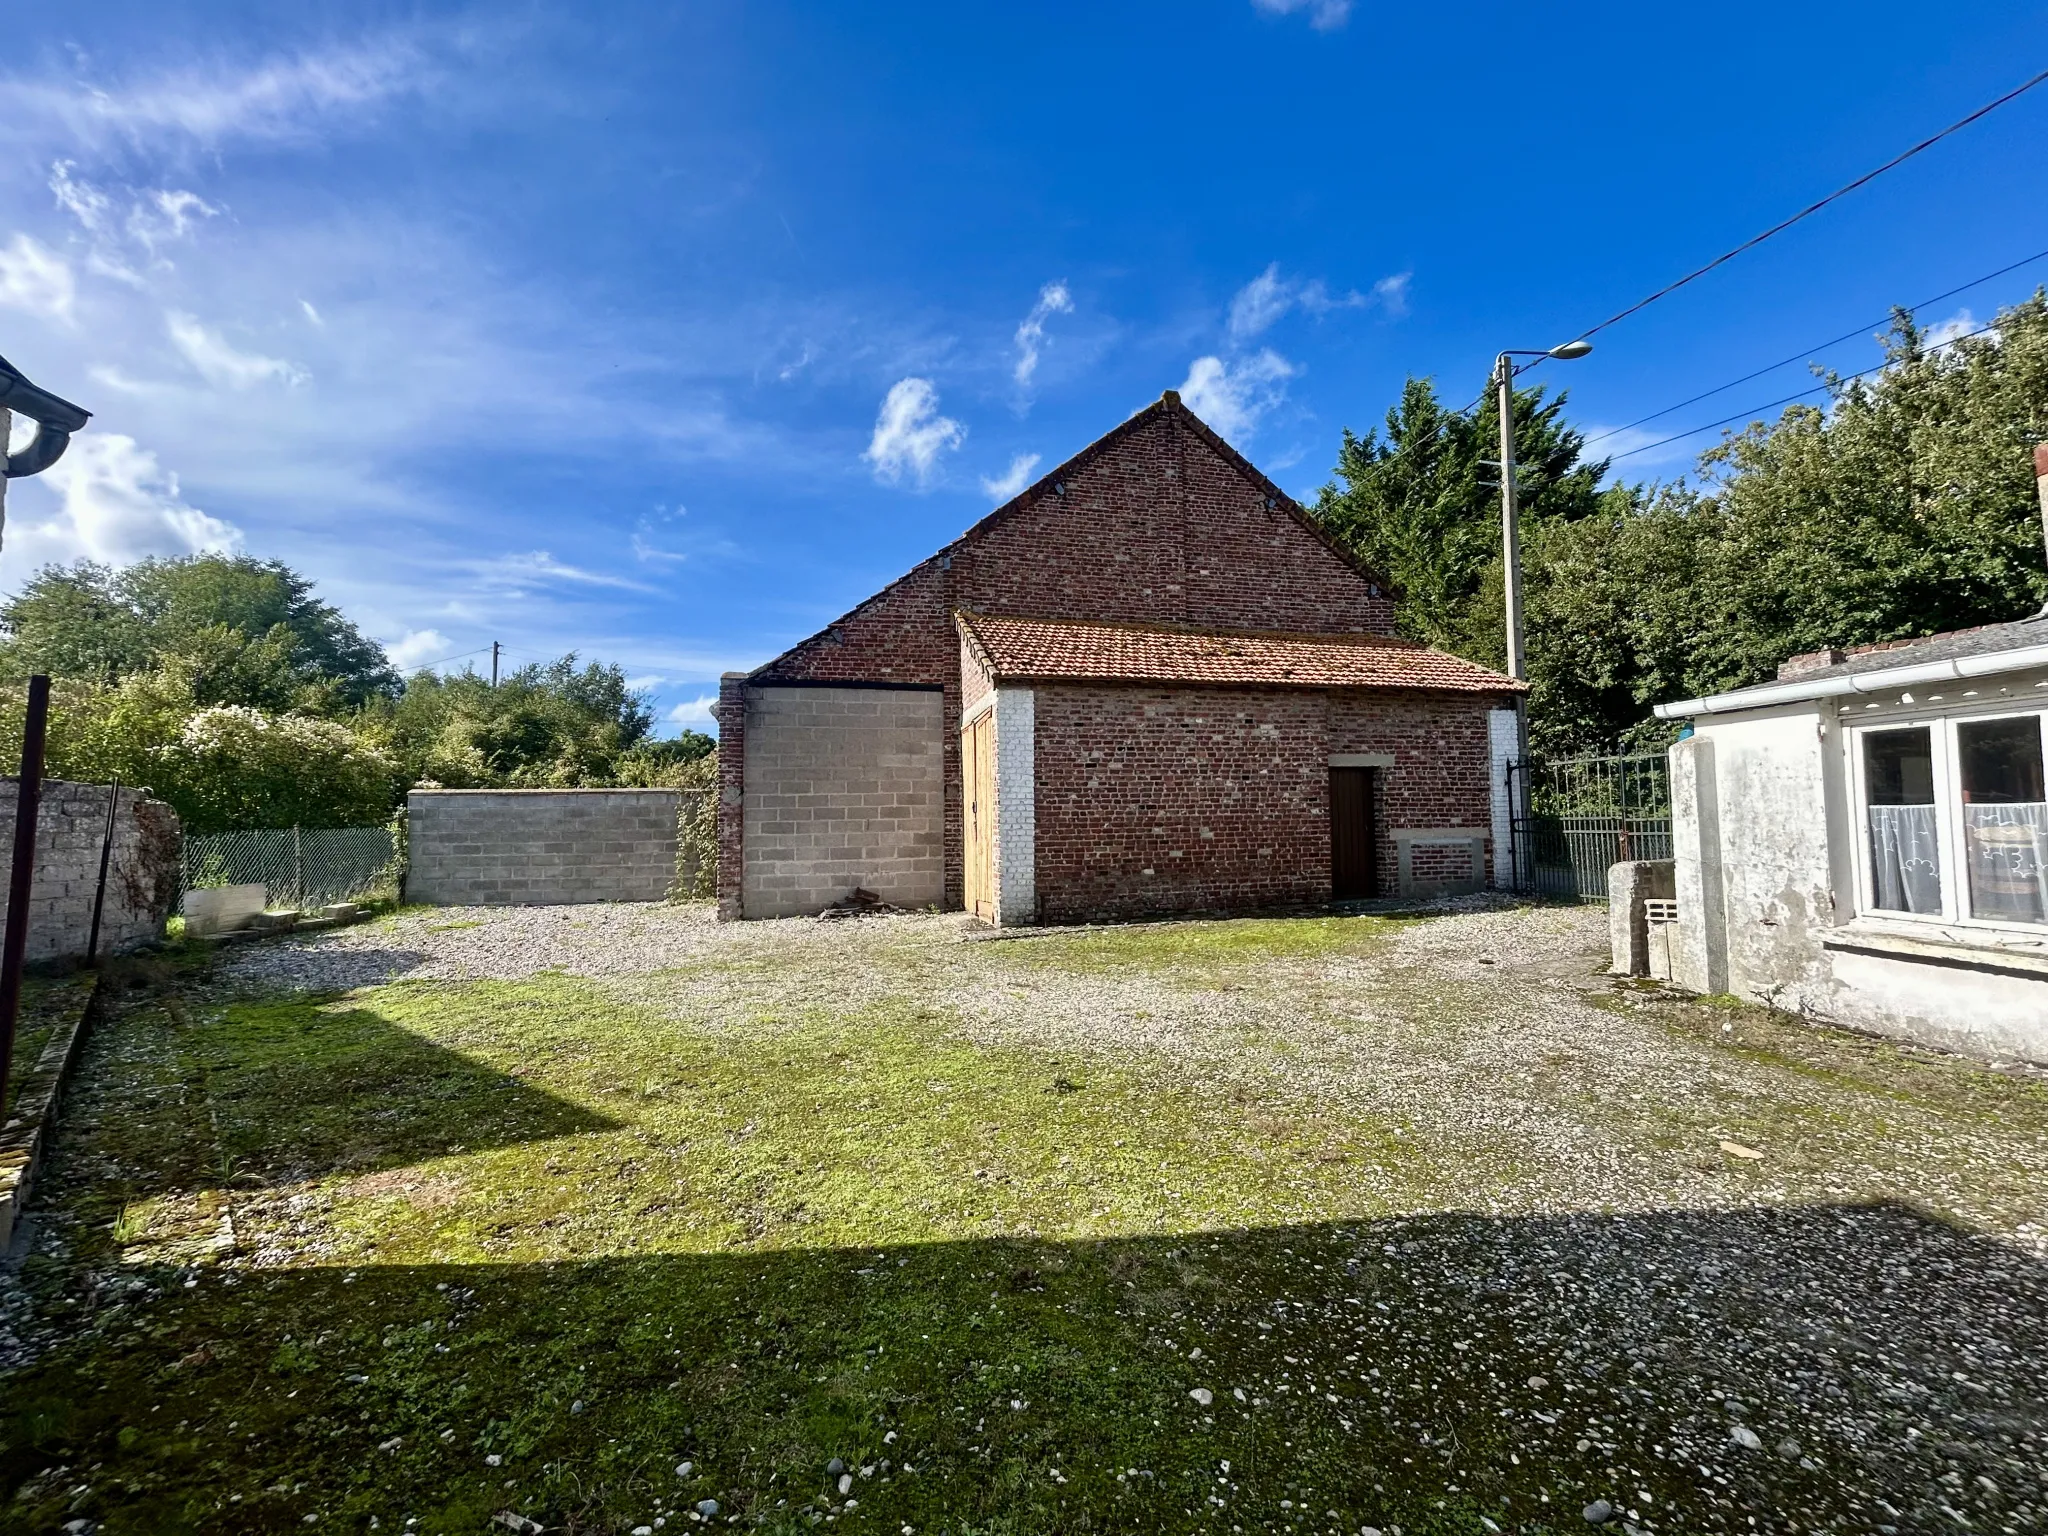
1030 683 1501 924
719 399 1401 916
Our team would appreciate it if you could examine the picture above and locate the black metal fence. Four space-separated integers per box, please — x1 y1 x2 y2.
1508 753 1672 903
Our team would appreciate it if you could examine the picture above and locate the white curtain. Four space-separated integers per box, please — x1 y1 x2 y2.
1867 804 1942 915
1964 802 2048 924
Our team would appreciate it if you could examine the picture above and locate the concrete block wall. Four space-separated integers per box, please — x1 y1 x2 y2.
406 789 690 906
0 780 181 961
739 685 945 918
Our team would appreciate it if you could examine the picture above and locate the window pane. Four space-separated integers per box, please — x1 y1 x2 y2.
1863 728 1941 915
1959 715 2048 925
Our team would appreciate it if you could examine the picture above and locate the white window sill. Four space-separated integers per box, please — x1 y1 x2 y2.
1823 919 2048 980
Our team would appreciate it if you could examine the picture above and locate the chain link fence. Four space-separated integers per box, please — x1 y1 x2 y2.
179 826 398 914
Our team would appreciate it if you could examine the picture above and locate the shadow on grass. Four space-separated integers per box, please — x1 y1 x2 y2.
221 943 448 994
5 1201 2043 1535
118 993 621 1200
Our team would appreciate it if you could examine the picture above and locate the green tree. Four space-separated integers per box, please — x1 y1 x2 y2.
1312 375 1608 659
0 555 398 707
1313 295 2048 758
371 655 660 788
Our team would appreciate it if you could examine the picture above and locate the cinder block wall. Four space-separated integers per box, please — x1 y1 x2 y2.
406 789 688 906
740 685 945 918
0 780 182 961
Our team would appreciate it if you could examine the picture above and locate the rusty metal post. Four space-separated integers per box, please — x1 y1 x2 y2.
87 779 120 965
0 675 52 1121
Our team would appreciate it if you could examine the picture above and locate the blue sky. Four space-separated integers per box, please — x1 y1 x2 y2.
3 1 2045 733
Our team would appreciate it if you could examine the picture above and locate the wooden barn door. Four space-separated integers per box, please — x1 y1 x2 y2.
963 711 996 920
1330 766 1379 899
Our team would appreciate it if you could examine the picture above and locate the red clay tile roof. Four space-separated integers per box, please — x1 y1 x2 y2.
956 612 1524 694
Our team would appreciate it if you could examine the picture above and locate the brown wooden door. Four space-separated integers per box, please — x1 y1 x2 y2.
963 711 995 920
1330 766 1378 899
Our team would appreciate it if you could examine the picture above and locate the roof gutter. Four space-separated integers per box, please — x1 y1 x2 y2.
1654 642 2048 719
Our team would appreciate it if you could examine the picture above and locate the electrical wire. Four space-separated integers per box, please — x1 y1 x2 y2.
1567 66 2048 348
404 644 493 672
1606 319 1998 463
1584 245 2048 447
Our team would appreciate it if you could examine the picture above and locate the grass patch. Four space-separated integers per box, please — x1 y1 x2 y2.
0 974 96 1116
996 913 1407 981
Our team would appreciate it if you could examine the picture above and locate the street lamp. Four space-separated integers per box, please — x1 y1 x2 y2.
1494 339 1591 683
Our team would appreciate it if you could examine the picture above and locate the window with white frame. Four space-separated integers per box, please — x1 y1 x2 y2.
1853 708 2048 928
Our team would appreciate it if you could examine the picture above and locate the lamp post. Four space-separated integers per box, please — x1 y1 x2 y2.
1490 339 1590 891
1494 338 1592 683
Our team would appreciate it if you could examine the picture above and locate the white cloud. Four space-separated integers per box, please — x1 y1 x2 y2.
3 39 430 154
1012 281 1073 386
129 188 219 252
631 532 689 565
864 377 964 485
980 453 1041 501
49 160 113 237
668 695 718 725
1177 349 1298 441
1228 263 1407 340
626 673 666 691
473 551 656 592
386 628 453 670
1252 0 1353 28
1228 265 1292 341
0 234 76 324
166 311 309 389
299 298 324 326
1 432 241 572
1924 308 1987 349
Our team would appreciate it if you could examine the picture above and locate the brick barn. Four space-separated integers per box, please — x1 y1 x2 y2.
714 391 1524 924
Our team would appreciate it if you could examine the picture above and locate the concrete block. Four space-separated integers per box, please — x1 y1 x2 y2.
1608 860 1677 976
185 883 268 937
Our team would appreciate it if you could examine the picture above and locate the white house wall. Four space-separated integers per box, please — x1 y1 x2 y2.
1672 704 1839 1010
1671 665 2048 1061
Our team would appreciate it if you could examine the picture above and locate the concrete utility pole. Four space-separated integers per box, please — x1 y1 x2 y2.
1491 339 1594 688
2035 444 2048 617
1495 354 1526 682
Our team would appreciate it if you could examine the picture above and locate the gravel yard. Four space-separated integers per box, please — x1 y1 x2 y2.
4 899 2045 1535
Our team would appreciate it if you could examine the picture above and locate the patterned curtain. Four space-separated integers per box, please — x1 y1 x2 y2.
1867 804 1942 915
1963 802 2048 925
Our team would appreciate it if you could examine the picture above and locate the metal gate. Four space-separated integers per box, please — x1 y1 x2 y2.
1508 753 1671 902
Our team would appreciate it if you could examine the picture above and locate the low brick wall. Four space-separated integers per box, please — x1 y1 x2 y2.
405 789 701 906
0 780 181 961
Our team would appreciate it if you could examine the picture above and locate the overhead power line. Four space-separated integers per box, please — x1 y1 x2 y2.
1584 244 2048 448
1565 66 2048 348
1606 318 1999 463
407 644 494 672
